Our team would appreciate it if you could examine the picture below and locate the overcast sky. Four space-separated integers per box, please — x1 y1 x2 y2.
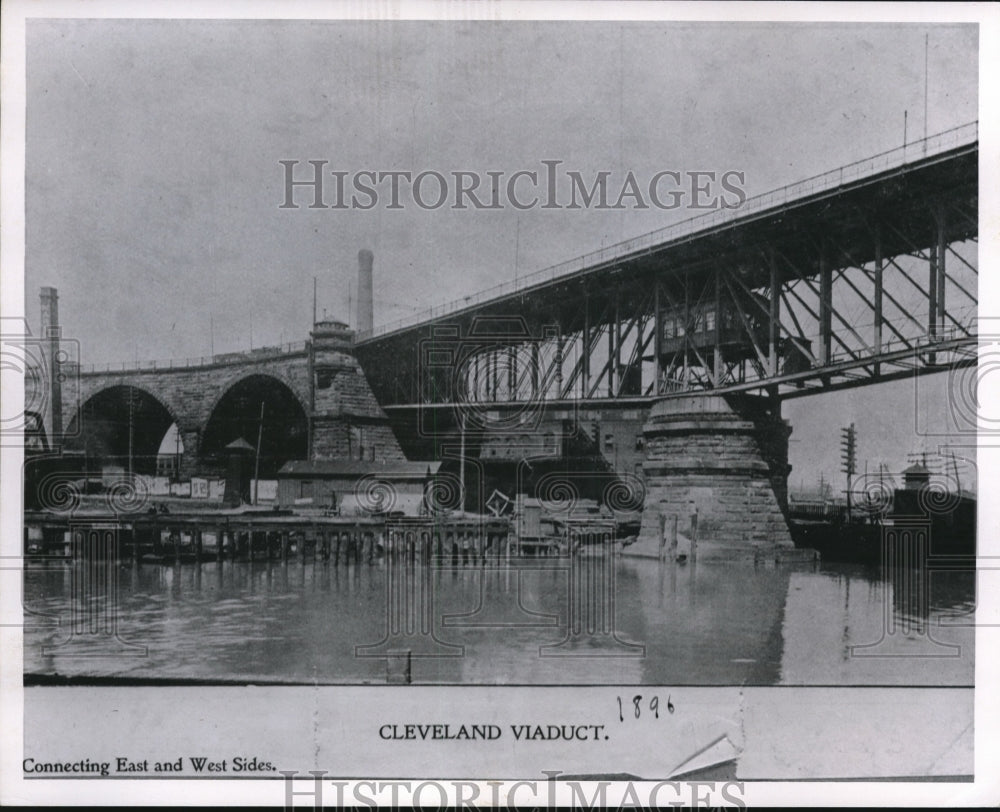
24 19 979 489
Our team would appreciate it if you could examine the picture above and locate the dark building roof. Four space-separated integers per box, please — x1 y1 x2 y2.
277 460 440 479
902 463 931 476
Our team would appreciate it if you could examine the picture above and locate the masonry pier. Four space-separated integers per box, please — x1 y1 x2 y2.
636 393 802 562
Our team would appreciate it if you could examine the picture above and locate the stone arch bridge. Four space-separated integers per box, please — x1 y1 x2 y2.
50 322 405 478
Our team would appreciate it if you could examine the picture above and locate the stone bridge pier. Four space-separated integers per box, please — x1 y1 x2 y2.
637 393 795 559
176 426 203 480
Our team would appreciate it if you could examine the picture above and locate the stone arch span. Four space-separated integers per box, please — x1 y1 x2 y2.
64 384 180 476
200 373 309 478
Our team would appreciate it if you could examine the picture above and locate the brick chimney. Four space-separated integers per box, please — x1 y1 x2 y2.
39 286 62 442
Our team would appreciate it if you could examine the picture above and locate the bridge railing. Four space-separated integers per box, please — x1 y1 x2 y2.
70 341 309 374
355 121 978 342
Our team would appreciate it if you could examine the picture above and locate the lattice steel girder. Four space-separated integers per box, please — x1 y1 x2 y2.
356 142 976 406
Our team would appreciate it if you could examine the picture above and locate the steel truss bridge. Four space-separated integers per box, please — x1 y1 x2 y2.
355 122 978 414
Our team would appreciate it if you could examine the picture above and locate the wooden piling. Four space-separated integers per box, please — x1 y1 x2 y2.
690 510 698 562
386 651 412 685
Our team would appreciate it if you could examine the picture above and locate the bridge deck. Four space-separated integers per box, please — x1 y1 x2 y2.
355 123 977 407
355 123 976 347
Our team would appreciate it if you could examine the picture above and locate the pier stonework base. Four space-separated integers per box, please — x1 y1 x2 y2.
638 394 794 559
309 320 406 464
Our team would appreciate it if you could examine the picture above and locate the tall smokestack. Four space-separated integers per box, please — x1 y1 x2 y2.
39 286 62 443
356 248 374 333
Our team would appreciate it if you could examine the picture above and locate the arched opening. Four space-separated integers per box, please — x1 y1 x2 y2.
64 385 177 477
200 374 308 478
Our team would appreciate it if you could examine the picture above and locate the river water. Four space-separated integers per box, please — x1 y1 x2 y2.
22 555 974 685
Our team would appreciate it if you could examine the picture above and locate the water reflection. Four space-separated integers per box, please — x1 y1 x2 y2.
22 555 974 686
779 564 974 684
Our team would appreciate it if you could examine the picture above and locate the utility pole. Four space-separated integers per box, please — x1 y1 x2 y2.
840 423 857 521
253 402 265 505
459 412 466 514
514 217 520 285
128 385 134 476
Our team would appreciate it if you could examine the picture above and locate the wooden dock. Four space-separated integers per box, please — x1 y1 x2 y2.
23 510 514 566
